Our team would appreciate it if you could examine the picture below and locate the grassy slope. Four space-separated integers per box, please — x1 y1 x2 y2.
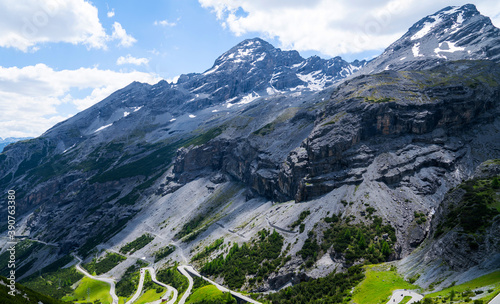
70 277 113 304
400 296 412 304
187 285 225 303
425 270 500 303
352 264 417 304
119 296 128 304
135 286 167 304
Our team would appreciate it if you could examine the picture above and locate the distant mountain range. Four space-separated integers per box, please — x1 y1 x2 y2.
0 137 31 152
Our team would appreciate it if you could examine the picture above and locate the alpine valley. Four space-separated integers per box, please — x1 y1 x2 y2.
1 4 499 304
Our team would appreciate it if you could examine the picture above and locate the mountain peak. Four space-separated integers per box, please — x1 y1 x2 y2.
204 37 304 77
406 4 483 41
438 3 479 15
358 3 500 74
213 37 276 66
235 37 272 49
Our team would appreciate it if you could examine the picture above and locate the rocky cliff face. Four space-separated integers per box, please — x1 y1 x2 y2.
398 159 500 289
163 60 500 261
170 60 500 204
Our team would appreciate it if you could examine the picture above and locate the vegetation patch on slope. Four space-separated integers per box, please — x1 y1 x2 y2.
424 270 500 304
156 265 189 300
119 234 155 255
90 129 222 185
192 238 224 262
400 296 413 304
201 229 285 289
90 141 179 183
21 266 83 300
28 254 74 278
115 261 148 298
154 245 176 262
435 176 500 237
0 275 68 304
182 126 225 148
299 214 396 267
352 264 417 304
175 184 241 242
133 271 166 304
364 96 396 103
84 252 127 275
289 210 310 233
263 265 365 303
252 107 300 136
78 214 135 257
134 287 166 304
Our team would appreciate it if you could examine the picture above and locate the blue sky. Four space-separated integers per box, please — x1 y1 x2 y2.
0 0 499 138
1 1 258 76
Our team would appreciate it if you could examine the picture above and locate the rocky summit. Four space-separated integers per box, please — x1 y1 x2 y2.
0 3 499 304
360 4 500 74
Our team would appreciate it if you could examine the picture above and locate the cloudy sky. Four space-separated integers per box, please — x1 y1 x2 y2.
1 0 499 138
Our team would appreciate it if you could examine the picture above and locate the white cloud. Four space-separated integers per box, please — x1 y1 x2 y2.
111 22 137 47
0 0 107 52
149 49 160 56
107 9 115 18
199 0 500 56
154 19 177 27
116 54 150 66
0 64 161 137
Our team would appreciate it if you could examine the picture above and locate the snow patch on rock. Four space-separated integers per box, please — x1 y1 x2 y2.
94 123 112 133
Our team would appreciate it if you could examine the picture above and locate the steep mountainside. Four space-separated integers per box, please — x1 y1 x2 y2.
0 38 365 218
0 275 67 304
399 160 500 289
167 59 500 258
0 3 499 298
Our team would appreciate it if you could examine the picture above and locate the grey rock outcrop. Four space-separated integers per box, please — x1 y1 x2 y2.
398 159 500 288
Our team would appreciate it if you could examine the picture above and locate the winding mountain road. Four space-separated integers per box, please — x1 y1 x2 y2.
177 265 262 304
145 267 178 304
177 266 195 304
125 267 178 304
124 268 146 304
73 253 177 304
386 289 423 304
73 254 119 304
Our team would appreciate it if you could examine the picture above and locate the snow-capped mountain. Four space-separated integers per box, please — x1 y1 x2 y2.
181 38 365 97
43 38 364 152
360 4 500 74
